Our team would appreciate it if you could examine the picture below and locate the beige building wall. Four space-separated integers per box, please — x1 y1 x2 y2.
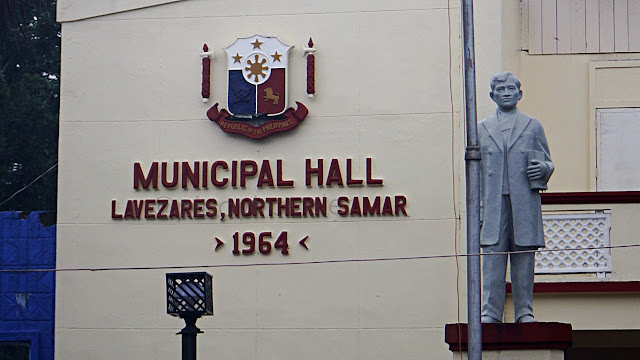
55 1 512 359
501 0 640 192
498 0 640 330
514 53 640 192
58 1 640 358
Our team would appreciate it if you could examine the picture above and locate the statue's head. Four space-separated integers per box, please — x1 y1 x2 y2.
489 71 522 111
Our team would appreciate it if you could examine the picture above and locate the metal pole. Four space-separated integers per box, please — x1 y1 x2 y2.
178 315 202 360
461 0 482 359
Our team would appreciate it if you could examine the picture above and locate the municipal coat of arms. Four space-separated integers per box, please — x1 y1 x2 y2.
204 35 315 139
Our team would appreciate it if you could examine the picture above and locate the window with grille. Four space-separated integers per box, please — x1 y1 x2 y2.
0 341 30 360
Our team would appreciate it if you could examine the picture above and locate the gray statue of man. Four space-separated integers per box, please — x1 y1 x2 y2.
478 71 554 323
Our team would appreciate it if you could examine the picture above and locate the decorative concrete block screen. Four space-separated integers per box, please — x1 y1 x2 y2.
537 212 612 274
0 212 56 360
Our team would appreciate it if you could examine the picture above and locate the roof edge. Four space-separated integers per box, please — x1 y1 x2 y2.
57 0 185 22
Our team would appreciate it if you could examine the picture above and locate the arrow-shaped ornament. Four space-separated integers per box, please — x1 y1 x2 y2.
299 236 309 250
214 237 224 251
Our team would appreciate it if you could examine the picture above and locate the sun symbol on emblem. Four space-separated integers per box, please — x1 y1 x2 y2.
245 54 270 82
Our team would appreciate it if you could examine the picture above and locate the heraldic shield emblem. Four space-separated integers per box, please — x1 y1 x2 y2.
206 34 309 139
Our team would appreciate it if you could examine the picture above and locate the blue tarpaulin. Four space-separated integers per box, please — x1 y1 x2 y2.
0 211 56 360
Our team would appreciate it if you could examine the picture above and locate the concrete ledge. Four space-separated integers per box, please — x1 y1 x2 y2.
450 349 565 360
506 281 640 293
444 322 572 352
541 191 640 204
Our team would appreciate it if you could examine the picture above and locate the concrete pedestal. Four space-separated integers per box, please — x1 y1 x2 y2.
445 322 572 360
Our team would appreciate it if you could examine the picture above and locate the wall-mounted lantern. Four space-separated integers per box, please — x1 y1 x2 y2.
166 272 213 360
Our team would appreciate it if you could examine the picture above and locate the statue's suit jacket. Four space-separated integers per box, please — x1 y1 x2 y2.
478 110 554 247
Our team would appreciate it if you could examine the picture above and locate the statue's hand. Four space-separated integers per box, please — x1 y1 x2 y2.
527 160 547 181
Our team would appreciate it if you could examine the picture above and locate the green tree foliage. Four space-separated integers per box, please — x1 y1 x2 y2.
0 0 59 210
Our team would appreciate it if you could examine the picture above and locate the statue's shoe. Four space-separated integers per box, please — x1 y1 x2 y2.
481 315 502 323
516 315 537 323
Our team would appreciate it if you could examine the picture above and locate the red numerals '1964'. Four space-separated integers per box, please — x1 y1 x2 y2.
233 231 289 255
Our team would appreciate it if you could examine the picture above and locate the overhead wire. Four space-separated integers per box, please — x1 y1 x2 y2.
2 243 638 273
0 162 58 207
445 1 465 356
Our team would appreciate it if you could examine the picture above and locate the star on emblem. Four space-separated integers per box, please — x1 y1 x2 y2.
271 51 282 62
251 39 263 49
232 53 243 63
